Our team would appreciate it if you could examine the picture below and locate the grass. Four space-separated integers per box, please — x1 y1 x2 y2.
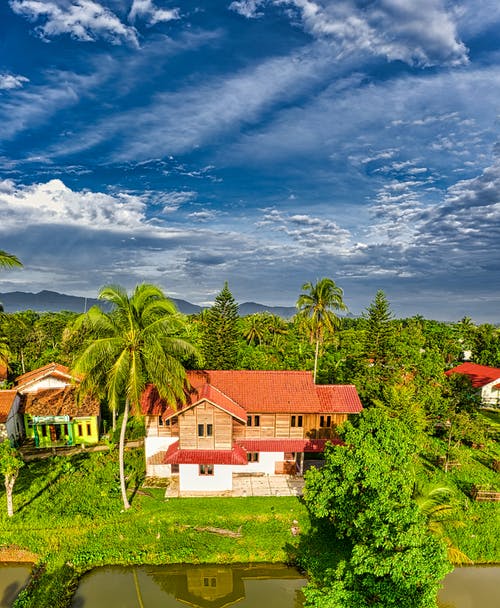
1 411 499 607
0 448 309 608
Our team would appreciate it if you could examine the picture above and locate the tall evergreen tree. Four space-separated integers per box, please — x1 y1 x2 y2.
364 289 394 364
201 282 239 369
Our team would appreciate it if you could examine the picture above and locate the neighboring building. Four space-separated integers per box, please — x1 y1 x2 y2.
141 370 362 495
21 386 100 448
445 362 500 407
0 362 100 448
0 364 7 386
0 390 24 444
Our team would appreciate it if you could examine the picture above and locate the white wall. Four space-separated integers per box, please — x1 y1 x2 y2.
179 464 232 492
232 452 283 475
144 436 178 477
20 377 70 393
6 393 22 444
481 381 500 406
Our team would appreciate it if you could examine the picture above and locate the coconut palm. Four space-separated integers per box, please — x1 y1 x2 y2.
296 277 347 382
0 250 22 269
73 284 196 510
413 481 471 564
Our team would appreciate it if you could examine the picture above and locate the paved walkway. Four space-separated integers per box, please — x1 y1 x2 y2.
164 474 305 498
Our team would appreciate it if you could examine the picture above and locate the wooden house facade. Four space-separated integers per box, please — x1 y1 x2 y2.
141 370 362 494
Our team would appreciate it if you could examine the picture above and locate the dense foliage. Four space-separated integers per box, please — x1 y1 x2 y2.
303 410 451 608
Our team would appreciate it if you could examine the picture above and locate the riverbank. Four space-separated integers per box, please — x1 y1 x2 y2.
0 449 310 608
1 442 498 608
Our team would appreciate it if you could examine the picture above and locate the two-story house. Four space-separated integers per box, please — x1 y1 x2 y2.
141 370 362 495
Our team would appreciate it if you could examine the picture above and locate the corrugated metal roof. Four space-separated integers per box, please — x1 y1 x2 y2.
236 438 341 452
164 442 248 465
445 362 500 387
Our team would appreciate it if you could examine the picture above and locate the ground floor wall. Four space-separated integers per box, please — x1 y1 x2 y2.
179 464 233 493
24 415 100 447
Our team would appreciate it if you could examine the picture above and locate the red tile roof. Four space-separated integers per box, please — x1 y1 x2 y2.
164 441 248 465
0 390 18 423
141 370 362 416
445 363 500 387
236 438 341 453
15 362 77 390
315 385 363 413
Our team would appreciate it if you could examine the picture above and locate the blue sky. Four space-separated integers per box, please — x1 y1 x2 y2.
1 1 500 321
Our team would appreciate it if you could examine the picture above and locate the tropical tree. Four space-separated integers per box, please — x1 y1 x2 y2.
73 284 196 510
303 409 451 608
201 282 239 369
296 277 347 382
0 440 24 517
0 250 22 269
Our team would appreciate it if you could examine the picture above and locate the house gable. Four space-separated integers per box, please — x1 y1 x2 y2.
15 362 80 394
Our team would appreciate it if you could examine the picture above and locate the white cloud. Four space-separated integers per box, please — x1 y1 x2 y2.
128 0 179 25
0 73 30 90
0 179 148 231
230 0 468 67
9 0 139 46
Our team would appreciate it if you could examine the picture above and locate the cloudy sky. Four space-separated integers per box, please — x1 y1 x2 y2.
1 1 499 321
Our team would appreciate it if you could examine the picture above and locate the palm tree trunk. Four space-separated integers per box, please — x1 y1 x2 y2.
5 475 15 517
119 398 131 510
313 337 319 383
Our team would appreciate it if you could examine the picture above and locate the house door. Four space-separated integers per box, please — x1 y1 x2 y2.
49 425 56 441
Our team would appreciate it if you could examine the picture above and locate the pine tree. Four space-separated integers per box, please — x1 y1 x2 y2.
365 290 394 364
201 282 239 369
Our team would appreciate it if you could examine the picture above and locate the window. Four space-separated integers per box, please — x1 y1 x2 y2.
247 415 260 427
291 415 303 428
158 416 164 426
86 423 91 436
198 424 213 437
41 425 47 437
199 464 214 476
320 415 331 428
247 452 259 463
78 424 83 436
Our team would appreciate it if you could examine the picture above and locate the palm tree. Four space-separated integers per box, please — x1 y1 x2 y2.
0 250 22 269
296 277 347 382
413 481 471 564
73 284 196 510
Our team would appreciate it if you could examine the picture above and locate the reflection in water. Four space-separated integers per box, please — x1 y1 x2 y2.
0 564 31 608
438 566 500 608
72 564 305 608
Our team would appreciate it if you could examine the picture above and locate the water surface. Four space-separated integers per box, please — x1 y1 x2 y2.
0 564 31 608
438 566 499 608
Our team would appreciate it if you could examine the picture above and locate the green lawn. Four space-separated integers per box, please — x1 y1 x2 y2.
0 449 308 608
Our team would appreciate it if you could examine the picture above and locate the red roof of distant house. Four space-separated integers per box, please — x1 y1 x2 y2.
164 442 248 465
0 390 18 423
141 370 363 417
0 364 7 382
236 438 340 453
15 362 78 390
445 363 500 387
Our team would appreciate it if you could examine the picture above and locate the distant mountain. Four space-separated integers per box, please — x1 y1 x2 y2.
0 290 297 318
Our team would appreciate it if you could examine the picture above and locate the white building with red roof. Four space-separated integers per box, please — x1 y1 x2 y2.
141 370 362 495
445 362 500 406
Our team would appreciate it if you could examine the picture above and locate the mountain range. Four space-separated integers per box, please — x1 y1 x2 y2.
0 290 297 318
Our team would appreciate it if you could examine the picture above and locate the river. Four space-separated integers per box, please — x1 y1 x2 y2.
0 563 498 607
